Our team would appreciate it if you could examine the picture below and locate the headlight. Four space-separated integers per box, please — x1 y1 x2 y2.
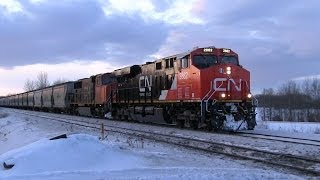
221 93 226 98
226 67 231 75
247 93 252 98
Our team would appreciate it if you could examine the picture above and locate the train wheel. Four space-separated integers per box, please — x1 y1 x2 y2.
206 120 213 131
211 116 224 131
211 121 220 131
247 125 254 130
190 120 199 130
247 119 255 130
176 119 184 128
246 113 256 130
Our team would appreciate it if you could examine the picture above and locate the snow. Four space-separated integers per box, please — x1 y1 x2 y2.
0 110 84 155
224 114 248 130
257 121 320 134
256 108 320 134
0 134 304 180
0 134 144 179
0 108 313 179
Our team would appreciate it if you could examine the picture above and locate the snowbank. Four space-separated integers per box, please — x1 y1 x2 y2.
0 134 305 180
0 134 144 179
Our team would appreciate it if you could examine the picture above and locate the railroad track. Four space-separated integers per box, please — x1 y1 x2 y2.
10 109 320 176
16 108 320 147
233 131 320 147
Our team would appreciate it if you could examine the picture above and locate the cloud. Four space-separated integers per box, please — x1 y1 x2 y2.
101 0 154 16
0 60 119 96
29 0 47 5
100 0 204 25
0 0 169 67
208 0 320 58
292 74 320 81
149 30 189 59
1 0 320 95
0 0 24 14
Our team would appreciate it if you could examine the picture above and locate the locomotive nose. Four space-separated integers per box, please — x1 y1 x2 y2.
210 63 251 101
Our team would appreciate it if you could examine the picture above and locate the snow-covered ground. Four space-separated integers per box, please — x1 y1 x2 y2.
0 108 314 179
256 120 320 134
256 110 320 134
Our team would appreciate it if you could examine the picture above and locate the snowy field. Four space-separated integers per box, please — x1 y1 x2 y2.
0 108 315 179
256 111 320 134
256 120 320 134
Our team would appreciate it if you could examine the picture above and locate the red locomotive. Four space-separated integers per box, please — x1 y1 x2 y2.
110 46 257 130
0 46 257 130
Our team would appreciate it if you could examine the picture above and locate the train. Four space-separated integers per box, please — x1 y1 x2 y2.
0 46 257 130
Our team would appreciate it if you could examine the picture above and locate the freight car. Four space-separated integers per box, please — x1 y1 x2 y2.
0 46 257 130
1 82 74 112
52 82 74 112
33 89 42 110
27 91 34 108
0 97 4 106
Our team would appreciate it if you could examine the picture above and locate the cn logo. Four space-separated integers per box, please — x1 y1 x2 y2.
213 78 244 92
139 75 152 92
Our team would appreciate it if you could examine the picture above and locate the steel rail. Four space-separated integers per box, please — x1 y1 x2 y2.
232 131 320 147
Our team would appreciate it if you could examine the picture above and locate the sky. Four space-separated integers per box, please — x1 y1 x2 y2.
0 0 319 96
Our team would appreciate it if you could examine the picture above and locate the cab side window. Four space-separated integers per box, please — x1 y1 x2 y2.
180 55 189 68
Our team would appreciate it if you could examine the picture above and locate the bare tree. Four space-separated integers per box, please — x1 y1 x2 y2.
310 78 320 99
278 80 300 95
35 72 50 89
278 80 301 120
256 78 320 122
24 79 35 91
53 78 68 85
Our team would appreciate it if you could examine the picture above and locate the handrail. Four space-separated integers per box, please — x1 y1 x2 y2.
206 99 217 112
200 81 223 116
201 81 214 102
252 95 258 107
243 80 258 107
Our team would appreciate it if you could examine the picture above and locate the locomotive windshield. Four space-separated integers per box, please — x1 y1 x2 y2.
192 55 218 69
220 56 238 65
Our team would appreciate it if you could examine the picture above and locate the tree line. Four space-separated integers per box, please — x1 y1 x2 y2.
256 78 320 122
24 72 68 91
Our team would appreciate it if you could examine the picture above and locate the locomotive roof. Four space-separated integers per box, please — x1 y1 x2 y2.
145 46 219 64
113 46 218 72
